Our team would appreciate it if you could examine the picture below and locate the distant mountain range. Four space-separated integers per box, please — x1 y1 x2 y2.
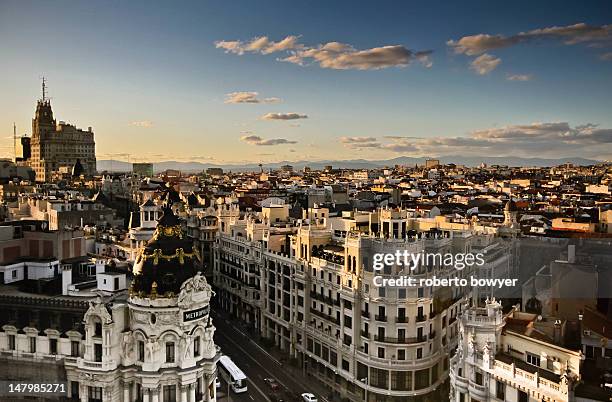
96 155 602 173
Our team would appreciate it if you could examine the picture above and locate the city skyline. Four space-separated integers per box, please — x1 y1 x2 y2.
1 0 612 164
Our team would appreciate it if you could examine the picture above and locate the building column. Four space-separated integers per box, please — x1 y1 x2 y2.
151 388 159 402
202 376 209 402
181 385 189 402
143 388 150 402
123 382 130 402
189 383 196 402
79 384 87 402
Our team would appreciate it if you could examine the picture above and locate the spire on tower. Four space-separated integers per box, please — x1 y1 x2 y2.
41 76 47 102
13 123 17 162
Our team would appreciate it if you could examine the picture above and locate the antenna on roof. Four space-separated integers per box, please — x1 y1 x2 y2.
41 76 47 101
13 122 17 162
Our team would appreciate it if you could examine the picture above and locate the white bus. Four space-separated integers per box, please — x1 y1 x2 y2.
218 355 248 393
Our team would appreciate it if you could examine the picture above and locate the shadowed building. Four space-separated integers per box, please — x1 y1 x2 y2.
28 82 96 182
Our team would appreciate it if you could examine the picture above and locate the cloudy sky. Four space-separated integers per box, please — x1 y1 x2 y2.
1 0 611 164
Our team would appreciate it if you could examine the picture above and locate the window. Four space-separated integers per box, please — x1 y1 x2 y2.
50 338 58 355
194 336 201 357
398 288 406 299
526 352 540 367
71 382 79 399
163 385 177 402
414 369 429 390
496 380 505 400
71 341 79 357
378 347 385 358
342 359 349 371
398 350 405 360
475 371 483 385
94 343 102 362
89 386 102 402
138 341 145 361
94 322 102 337
29 337 37 353
8 335 15 350
166 342 175 363
416 348 422 359
343 334 352 346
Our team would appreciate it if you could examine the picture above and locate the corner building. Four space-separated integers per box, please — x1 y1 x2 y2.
213 206 506 402
0 205 220 402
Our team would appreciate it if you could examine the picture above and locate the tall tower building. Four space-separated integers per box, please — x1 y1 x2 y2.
29 80 96 181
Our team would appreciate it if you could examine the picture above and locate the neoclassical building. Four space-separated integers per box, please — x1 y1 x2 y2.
213 204 516 401
28 95 96 182
0 205 219 402
449 299 581 402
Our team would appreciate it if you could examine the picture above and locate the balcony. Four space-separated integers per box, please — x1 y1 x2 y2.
429 331 436 340
311 308 340 325
416 315 427 322
375 315 387 322
361 311 370 319
360 330 370 339
395 316 408 323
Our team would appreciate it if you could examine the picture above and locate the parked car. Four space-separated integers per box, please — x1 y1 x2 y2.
264 377 282 391
301 392 318 402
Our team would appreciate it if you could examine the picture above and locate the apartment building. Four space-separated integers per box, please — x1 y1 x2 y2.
214 205 517 401
449 299 582 402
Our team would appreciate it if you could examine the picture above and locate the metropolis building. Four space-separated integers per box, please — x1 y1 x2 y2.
26 89 96 182
214 204 517 402
0 204 219 402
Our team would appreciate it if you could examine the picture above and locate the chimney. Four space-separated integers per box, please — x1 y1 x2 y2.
553 319 563 344
62 265 72 296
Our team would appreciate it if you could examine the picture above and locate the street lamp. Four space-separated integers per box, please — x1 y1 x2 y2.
360 377 368 402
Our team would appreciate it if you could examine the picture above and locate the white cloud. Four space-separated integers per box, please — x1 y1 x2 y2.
470 54 501 75
282 44 432 70
129 121 153 128
224 91 281 104
448 23 612 56
374 122 612 158
216 35 302 55
261 112 308 120
240 135 297 146
506 74 532 81
448 23 612 76
600 52 612 60
340 136 377 143
216 35 432 70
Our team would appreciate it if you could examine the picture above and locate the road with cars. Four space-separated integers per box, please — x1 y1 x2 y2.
212 310 321 402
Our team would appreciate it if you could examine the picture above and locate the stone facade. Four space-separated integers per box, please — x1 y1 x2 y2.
29 99 96 182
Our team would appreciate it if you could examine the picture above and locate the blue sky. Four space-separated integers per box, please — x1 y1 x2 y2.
1 0 611 163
